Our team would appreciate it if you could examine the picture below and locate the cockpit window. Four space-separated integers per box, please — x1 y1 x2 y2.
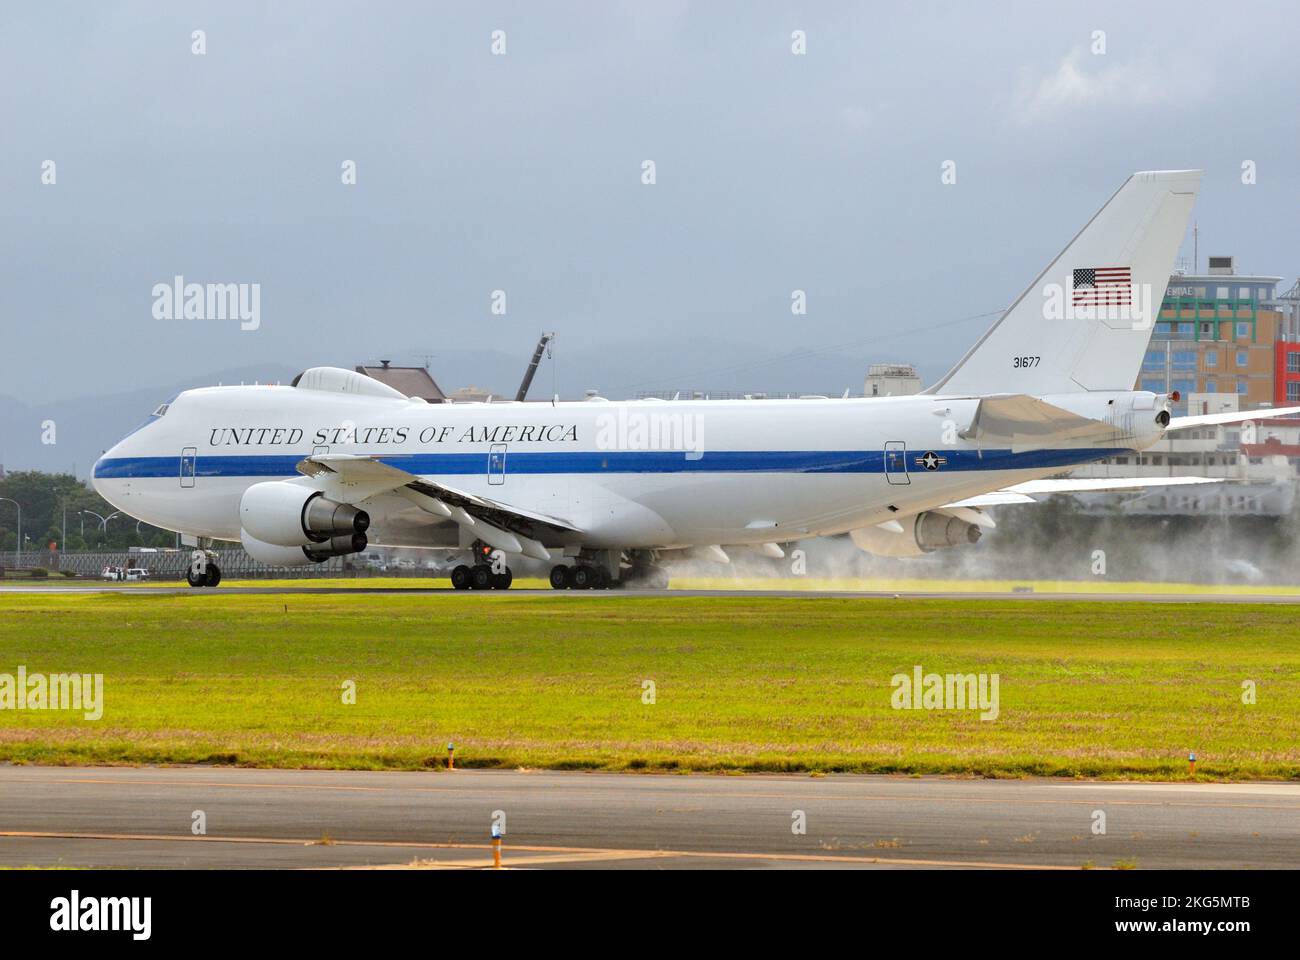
152 403 169 417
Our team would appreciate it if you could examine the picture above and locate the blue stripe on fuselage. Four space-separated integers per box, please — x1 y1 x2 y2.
91 447 1131 479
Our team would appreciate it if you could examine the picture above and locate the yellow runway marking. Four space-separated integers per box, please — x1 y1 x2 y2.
4 776 391 793
0 830 1093 870
7 774 1297 812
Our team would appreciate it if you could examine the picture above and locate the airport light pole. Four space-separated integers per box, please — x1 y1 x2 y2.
0 498 19 568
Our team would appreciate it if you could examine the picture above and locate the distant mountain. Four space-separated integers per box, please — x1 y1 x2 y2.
0 364 302 478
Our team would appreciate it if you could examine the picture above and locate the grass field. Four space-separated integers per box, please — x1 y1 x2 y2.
1 590 1297 779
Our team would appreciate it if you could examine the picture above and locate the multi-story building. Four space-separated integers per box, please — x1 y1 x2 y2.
1274 277 1300 406
1069 258 1300 516
1139 257 1284 415
1073 415 1300 518
864 362 923 397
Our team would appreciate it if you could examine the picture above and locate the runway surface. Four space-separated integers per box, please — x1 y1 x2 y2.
4 582 1300 603
1 766 1296 869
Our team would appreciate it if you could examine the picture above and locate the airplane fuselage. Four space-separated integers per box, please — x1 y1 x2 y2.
92 384 1164 551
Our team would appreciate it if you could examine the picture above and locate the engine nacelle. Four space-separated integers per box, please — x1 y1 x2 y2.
239 481 370 547
303 532 368 563
914 512 982 551
240 530 318 566
850 512 982 557
241 529 368 565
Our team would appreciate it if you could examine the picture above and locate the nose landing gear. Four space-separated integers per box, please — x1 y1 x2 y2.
186 549 221 588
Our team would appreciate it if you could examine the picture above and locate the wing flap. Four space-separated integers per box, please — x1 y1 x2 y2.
944 492 1038 507
942 475 1221 510
296 454 583 538
1005 476 1221 495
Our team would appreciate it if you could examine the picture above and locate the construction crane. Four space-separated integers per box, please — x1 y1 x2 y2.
515 333 554 402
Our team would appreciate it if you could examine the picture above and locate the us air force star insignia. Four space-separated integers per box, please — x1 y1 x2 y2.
917 451 947 471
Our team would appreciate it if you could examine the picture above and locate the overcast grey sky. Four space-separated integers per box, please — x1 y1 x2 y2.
2 0 1297 407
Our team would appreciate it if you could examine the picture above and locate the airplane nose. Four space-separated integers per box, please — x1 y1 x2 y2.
91 440 128 503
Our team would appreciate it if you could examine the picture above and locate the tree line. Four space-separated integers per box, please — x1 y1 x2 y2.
0 471 177 552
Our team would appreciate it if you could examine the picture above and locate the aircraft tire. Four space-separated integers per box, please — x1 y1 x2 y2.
470 565 494 590
492 568 513 590
450 565 472 590
549 565 570 590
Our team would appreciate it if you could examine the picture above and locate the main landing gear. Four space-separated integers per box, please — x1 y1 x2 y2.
185 550 222 588
450 563 513 590
549 563 611 590
450 540 514 590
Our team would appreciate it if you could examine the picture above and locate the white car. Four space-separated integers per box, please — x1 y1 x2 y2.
125 568 150 581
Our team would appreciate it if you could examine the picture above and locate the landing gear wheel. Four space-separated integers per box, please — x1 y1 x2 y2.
549 565 571 590
570 565 595 590
450 565 472 590
204 565 221 587
491 568 513 590
470 565 494 590
186 567 205 588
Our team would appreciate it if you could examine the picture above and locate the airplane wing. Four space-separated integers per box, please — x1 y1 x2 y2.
945 476 1220 509
295 454 581 559
1165 405 1300 431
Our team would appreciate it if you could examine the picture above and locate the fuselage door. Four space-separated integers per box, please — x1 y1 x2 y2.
884 441 909 485
488 443 507 485
180 447 197 488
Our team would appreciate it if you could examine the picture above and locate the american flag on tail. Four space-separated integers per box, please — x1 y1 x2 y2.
1072 266 1132 305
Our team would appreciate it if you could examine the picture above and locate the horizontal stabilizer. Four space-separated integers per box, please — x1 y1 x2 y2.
1166 405 1300 431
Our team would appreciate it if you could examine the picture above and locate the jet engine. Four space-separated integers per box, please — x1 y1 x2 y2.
850 511 982 557
241 529 368 566
239 481 369 548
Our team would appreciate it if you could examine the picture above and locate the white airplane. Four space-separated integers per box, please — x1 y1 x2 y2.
93 170 1299 589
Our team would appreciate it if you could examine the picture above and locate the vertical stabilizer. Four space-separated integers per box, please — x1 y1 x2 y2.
928 170 1201 396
